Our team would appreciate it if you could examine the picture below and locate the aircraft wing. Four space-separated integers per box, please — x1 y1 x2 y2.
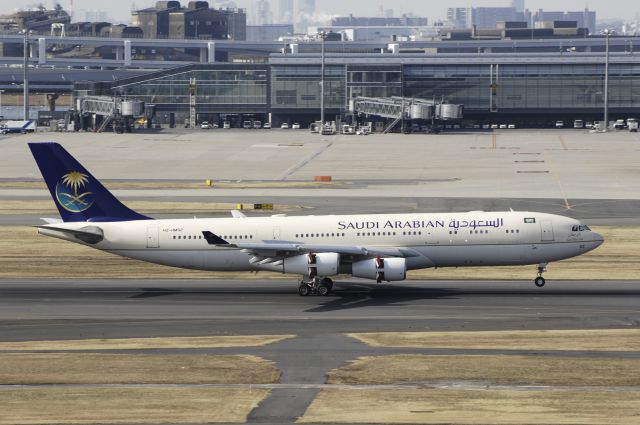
201 231 421 259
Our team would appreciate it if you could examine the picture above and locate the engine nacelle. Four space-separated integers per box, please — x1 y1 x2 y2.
352 257 406 282
283 252 340 277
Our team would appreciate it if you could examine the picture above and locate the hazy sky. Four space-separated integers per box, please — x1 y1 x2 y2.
18 0 637 24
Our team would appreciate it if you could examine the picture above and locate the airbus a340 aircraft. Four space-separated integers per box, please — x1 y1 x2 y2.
30 142 604 296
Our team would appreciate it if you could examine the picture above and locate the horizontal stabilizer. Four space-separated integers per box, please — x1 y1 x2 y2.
37 225 104 244
40 218 63 224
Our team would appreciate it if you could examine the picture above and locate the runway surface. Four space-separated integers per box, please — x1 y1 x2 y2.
2 279 640 337
1 279 639 423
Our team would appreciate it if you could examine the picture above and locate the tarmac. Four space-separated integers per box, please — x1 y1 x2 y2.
1 279 639 423
1 128 639 423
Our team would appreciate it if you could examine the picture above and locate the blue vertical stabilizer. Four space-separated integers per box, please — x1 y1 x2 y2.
28 142 150 222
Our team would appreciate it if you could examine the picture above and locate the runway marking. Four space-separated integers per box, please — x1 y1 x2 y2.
558 135 569 150
543 150 572 210
278 142 334 180
1 382 639 392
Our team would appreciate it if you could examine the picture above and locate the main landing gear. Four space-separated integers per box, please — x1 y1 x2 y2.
534 263 547 287
298 277 333 296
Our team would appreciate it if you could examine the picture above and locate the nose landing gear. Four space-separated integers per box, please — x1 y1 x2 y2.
298 277 334 296
534 263 547 287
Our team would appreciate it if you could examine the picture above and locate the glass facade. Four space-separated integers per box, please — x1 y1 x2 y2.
112 67 267 108
271 65 345 110
98 60 640 121
347 65 402 99
404 63 640 111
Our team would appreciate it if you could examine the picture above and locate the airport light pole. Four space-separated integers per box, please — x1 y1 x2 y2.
23 29 31 120
602 29 615 132
318 31 326 127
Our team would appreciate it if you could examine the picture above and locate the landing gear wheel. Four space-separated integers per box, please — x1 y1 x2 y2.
534 276 546 287
317 284 330 296
298 284 311 296
321 278 333 291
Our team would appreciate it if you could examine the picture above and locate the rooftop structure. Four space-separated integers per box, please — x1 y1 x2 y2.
0 6 70 32
132 1 246 40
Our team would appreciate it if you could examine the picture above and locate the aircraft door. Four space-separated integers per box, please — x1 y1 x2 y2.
540 220 554 241
272 227 281 240
147 225 159 248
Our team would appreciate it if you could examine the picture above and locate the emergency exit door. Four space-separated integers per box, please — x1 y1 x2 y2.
540 220 554 241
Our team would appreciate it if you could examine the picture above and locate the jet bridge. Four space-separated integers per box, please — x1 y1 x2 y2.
77 96 144 133
350 96 463 133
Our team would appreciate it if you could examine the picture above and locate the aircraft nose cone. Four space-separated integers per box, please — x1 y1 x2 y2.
592 232 604 247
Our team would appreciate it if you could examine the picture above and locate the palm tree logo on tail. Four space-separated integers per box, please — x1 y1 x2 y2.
55 172 94 213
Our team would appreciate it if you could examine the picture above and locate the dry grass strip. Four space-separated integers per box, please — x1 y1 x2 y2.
299 388 640 424
0 225 637 280
0 335 294 351
347 329 640 351
327 354 640 386
0 387 269 424
0 353 279 384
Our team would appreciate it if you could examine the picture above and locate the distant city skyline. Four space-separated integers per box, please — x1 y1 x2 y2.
12 0 638 25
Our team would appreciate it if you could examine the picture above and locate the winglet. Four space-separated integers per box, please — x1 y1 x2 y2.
202 231 229 245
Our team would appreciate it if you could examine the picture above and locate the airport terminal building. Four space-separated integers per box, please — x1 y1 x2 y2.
74 44 640 127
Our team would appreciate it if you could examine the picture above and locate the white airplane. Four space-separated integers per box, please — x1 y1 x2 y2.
30 142 604 296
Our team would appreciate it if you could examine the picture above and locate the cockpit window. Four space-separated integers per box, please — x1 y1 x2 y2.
572 225 591 232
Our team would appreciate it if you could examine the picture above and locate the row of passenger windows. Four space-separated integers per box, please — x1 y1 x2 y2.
292 230 521 238
295 233 346 238
173 229 521 241
172 235 253 240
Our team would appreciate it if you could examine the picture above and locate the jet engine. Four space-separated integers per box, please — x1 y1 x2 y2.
352 257 406 283
283 252 340 277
